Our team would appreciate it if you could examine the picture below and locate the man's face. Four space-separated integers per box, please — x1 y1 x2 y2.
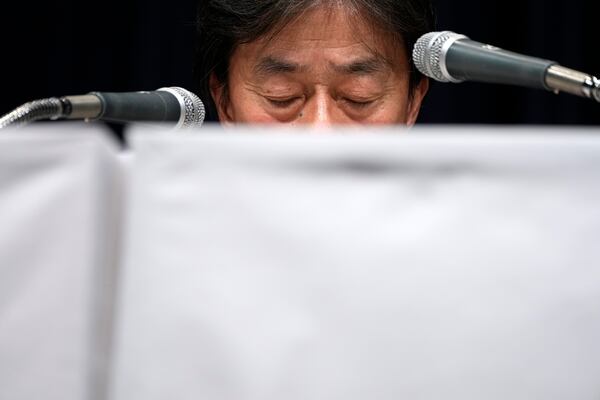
210 6 428 126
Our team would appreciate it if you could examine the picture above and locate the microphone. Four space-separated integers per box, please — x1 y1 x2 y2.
413 31 600 103
0 87 206 129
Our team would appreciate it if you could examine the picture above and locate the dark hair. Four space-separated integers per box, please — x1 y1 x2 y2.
195 0 436 121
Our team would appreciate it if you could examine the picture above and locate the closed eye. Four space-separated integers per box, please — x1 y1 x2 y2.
344 98 376 108
267 97 302 108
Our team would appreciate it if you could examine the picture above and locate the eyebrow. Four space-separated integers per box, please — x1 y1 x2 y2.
253 56 388 77
332 57 388 75
254 56 305 76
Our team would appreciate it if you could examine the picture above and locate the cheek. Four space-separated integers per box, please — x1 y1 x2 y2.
237 109 279 123
225 83 278 123
365 95 410 124
230 98 280 123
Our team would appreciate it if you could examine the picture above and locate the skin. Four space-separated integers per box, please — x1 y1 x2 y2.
210 5 429 126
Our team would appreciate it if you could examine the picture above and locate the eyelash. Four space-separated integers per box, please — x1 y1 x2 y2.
266 97 375 109
344 98 375 109
267 97 301 108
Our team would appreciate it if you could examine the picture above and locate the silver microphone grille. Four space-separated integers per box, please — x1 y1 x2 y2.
413 31 468 83
158 87 206 129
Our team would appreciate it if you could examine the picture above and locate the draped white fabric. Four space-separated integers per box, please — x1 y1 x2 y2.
0 125 122 400
112 127 600 400
2 125 600 400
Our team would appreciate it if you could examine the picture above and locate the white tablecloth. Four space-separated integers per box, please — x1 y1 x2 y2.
110 126 600 400
0 124 122 400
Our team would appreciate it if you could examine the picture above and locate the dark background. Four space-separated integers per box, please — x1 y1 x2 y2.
2 0 599 132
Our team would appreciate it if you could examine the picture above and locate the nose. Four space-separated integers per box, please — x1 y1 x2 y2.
313 92 331 126
300 90 333 126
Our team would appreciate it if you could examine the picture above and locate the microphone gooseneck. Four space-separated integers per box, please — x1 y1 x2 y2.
0 87 206 130
413 31 600 103
0 98 64 129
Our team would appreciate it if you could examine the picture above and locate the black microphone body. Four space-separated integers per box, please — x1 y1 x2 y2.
413 31 600 103
444 39 555 90
71 91 182 123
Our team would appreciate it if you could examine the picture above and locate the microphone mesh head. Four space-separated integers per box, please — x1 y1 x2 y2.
413 31 466 83
159 87 206 128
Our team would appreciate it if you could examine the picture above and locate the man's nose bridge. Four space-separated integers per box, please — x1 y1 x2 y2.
306 90 332 125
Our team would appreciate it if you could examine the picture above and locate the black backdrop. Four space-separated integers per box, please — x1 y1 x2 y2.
2 0 599 129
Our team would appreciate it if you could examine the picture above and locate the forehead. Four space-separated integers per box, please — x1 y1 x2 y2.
234 5 407 70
